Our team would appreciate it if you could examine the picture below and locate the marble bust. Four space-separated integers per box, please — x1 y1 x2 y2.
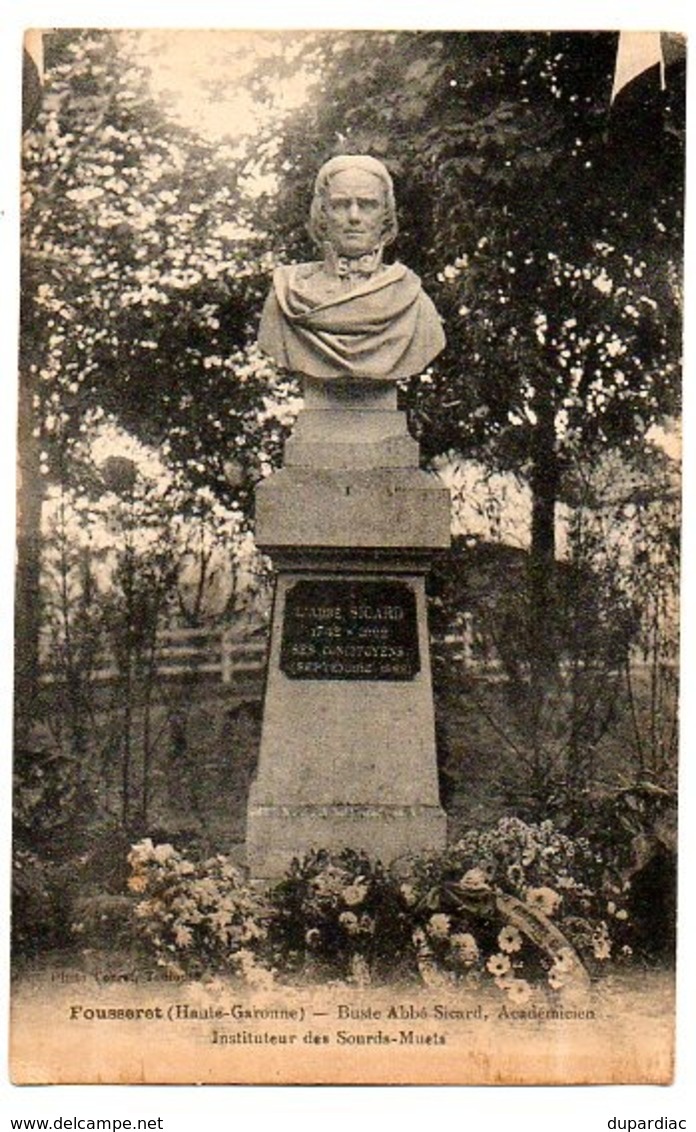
258 155 446 382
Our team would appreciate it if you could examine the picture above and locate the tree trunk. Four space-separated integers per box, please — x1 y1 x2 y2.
14 368 44 748
527 375 560 769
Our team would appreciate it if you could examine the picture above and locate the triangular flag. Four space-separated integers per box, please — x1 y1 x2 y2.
611 31 664 103
24 29 44 78
22 30 44 130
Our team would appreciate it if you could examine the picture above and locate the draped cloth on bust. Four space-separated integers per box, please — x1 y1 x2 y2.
258 262 446 381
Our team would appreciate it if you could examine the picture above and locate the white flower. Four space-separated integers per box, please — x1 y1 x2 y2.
339 911 360 935
551 948 576 974
451 932 479 965
427 913 452 940
342 882 369 907
526 886 562 917
506 978 533 1004
486 952 512 977
498 925 523 954
400 883 417 907
459 868 490 893
173 924 193 948
592 923 612 960
548 967 565 990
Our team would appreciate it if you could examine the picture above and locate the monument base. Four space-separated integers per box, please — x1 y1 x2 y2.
246 803 447 880
245 567 448 879
246 379 450 880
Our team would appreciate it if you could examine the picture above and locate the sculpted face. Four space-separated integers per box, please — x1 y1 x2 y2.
323 168 387 258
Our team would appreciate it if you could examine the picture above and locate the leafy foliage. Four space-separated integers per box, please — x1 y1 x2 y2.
21 29 294 512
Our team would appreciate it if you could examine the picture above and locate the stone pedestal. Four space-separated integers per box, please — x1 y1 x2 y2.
246 379 450 878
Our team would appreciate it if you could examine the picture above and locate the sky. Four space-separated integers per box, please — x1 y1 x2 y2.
128 29 313 145
1 2 695 1129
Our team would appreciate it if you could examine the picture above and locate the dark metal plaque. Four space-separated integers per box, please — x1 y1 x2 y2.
280 579 420 681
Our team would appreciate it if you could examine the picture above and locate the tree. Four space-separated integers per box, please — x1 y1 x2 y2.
247 30 683 694
18 29 296 725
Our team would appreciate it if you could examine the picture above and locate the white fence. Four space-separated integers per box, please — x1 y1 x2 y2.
159 626 267 683
41 625 268 686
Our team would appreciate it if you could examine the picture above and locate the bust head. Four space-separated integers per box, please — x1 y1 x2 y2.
308 155 398 256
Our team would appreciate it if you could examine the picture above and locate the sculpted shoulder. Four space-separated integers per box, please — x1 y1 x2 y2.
273 262 323 285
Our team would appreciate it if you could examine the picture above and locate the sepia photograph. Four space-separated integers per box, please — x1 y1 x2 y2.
10 23 686 1088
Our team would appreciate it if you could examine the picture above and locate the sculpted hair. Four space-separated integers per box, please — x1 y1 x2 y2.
308 154 398 250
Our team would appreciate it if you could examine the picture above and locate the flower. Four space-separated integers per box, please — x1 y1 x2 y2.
174 924 193 948
241 917 266 942
615 909 628 921
400 883 417 907
548 967 566 990
459 868 490 893
498 925 523 954
592 926 612 960
556 875 576 890
525 886 562 917
550 948 576 974
339 911 360 935
506 978 533 1005
305 928 321 947
507 864 525 888
412 928 428 950
486 952 512 977
494 972 515 991
593 938 611 960
342 882 369 907
451 933 479 965
153 842 177 864
128 873 148 894
427 913 452 940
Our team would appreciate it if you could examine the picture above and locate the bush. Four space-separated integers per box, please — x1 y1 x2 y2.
126 820 638 995
394 817 632 997
127 839 271 983
266 848 414 983
11 847 69 955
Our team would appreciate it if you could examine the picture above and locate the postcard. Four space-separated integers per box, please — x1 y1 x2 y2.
11 27 684 1085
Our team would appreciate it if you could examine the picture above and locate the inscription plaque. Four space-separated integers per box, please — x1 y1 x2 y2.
280 579 420 681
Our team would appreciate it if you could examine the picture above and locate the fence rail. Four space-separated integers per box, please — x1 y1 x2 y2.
40 627 268 686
